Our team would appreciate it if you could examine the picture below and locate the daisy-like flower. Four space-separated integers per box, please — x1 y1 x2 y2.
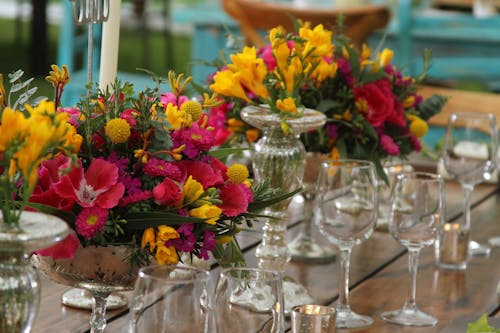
75 207 108 239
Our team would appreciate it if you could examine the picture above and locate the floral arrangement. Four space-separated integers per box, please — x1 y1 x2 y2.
206 21 447 178
0 70 79 226
0 67 292 267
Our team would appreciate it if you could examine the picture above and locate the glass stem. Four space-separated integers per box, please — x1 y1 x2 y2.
404 247 421 310
462 184 474 230
90 292 109 333
337 247 352 312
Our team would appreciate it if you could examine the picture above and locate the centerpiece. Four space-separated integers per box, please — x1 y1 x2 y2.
207 20 447 262
1 67 294 333
0 70 79 333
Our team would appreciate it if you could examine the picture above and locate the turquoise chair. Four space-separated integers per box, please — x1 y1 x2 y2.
368 0 500 90
57 1 162 107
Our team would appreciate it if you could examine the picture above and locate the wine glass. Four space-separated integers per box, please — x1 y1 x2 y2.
315 159 378 328
442 112 498 256
129 264 213 333
214 267 284 333
381 172 444 326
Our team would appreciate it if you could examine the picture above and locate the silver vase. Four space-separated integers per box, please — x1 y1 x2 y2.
0 211 69 333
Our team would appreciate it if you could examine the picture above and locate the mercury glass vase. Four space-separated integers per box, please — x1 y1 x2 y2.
240 105 326 311
32 245 140 333
0 211 69 333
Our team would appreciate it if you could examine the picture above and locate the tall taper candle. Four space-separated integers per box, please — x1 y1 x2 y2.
99 0 122 90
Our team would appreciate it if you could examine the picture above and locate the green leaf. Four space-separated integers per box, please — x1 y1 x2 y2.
122 211 204 230
467 314 500 333
248 187 301 211
208 147 253 160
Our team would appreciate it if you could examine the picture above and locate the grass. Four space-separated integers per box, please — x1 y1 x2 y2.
0 17 192 99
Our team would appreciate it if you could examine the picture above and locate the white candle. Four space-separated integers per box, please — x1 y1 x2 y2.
99 0 122 91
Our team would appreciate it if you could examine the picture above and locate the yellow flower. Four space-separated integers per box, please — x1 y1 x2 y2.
246 128 260 143
227 163 249 184
104 118 131 144
0 74 6 107
165 103 192 130
276 97 298 114
408 115 429 138
180 100 203 122
403 96 416 108
227 118 245 132
156 225 180 242
45 64 70 88
210 70 250 102
0 107 28 151
378 48 394 68
141 228 156 252
189 204 222 225
65 124 83 153
230 47 269 99
155 244 179 265
182 176 204 205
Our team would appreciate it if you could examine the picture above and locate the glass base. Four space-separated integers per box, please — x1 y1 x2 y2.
488 237 500 247
381 307 438 327
336 308 373 328
288 234 336 263
469 239 491 256
62 288 128 310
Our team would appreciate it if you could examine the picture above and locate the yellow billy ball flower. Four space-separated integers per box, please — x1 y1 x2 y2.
180 100 203 122
227 163 249 184
408 115 429 138
104 118 131 144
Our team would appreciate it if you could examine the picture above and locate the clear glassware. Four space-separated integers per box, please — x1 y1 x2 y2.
442 112 498 256
381 172 444 326
214 267 284 333
240 105 326 311
315 159 378 328
129 265 213 333
288 152 337 262
0 211 69 333
32 245 139 333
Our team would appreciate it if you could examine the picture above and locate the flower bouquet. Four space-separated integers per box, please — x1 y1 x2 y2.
206 20 448 180
1 66 296 332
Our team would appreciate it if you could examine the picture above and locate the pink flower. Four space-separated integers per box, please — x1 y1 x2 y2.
178 160 225 189
75 207 108 239
160 92 189 107
409 134 422 152
30 155 75 211
218 183 253 217
171 123 216 158
206 101 232 146
153 178 182 206
120 108 139 127
59 107 82 127
119 190 153 207
380 134 400 155
54 159 125 208
34 230 80 259
143 158 182 180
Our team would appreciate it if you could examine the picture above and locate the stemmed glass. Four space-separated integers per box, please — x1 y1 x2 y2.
129 265 213 333
442 112 498 256
315 159 378 328
214 267 284 333
381 172 444 326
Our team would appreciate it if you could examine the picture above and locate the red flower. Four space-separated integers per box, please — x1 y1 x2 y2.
54 159 125 208
380 134 400 155
178 160 225 189
30 155 75 211
354 80 406 128
34 230 80 259
218 183 253 217
153 178 182 207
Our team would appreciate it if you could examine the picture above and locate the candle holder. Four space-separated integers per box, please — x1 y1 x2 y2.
69 0 110 87
437 222 470 270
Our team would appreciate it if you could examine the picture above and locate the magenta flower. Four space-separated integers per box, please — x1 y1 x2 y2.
144 158 182 180
54 158 125 208
218 183 253 217
171 123 216 158
160 92 189 107
75 207 108 239
119 190 153 207
168 224 196 252
199 230 216 260
380 134 400 155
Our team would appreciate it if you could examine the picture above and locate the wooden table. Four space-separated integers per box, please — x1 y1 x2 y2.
32 85 500 332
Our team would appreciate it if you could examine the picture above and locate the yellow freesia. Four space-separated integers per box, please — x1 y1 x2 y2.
155 244 179 265
210 70 250 102
189 204 222 225
141 228 156 252
182 176 204 205
276 97 298 114
165 103 192 130
157 225 180 242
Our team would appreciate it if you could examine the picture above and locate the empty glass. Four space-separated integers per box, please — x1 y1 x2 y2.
442 112 498 256
381 172 444 326
214 267 284 333
129 265 213 333
315 159 378 328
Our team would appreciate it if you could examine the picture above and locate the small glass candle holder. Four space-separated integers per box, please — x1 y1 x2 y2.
291 304 336 333
437 221 470 270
